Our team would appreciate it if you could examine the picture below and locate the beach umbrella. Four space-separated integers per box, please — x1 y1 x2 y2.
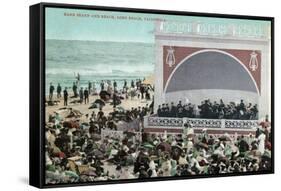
63 121 79 129
156 142 172 152
195 142 209 150
94 99 106 106
172 145 183 152
219 134 232 141
65 170 79 178
143 142 154 149
92 149 105 159
99 90 111 101
81 170 97 177
88 103 98 109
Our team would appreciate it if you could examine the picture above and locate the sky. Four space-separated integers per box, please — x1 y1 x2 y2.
45 7 271 43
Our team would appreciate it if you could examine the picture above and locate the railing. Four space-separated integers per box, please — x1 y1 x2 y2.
145 116 184 128
184 118 222 129
144 116 258 129
224 119 258 129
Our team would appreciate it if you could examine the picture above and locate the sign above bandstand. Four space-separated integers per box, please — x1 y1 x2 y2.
157 21 270 40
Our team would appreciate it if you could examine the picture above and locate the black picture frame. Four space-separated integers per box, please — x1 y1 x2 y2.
30 2 274 188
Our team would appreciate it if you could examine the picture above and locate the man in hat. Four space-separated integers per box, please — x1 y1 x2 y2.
63 87 68 106
100 80 105 91
49 83 55 101
169 102 176 118
88 81 92 94
131 80 135 88
157 105 162 117
84 88 89 104
72 82 78 98
56 83 62 98
79 87 83 104
177 101 183 118
113 80 117 90
123 79 127 90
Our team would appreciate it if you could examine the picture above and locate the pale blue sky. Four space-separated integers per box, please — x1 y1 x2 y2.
46 7 270 43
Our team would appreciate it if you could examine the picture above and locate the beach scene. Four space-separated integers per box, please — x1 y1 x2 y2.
45 7 272 184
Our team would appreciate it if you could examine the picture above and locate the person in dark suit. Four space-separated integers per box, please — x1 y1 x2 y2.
157 105 162 117
123 79 127 89
49 83 55 101
72 82 78 97
100 80 105 91
79 87 83 104
170 102 177 117
113 92 117 108
161 104 166 117
140 85 145 99
88 81 92 94
131 80 135 88
250 104 258 119
63 87 68 106
113 80 117 90
56 83 62 98
200 100 210 118
164 103 170 117
84 88 89 104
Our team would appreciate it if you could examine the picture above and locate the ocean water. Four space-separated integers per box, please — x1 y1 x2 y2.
45 40 155 93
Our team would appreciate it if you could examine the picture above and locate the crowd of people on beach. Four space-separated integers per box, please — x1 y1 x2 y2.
48 78 153 107
45 87 153 183
45 76 271 184
157 99 258 120
45 103 271 184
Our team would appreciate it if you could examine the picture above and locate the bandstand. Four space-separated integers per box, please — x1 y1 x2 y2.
144 20 271 135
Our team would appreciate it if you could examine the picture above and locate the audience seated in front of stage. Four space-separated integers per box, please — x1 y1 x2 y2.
157 99 258 120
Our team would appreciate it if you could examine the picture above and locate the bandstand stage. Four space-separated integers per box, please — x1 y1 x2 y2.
144 20 271 135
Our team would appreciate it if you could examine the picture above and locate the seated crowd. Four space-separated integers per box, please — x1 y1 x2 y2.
45 110 271 183
157 99 258 120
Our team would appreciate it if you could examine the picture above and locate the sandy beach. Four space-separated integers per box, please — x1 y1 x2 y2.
45 88 153 182
45 92 153 121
